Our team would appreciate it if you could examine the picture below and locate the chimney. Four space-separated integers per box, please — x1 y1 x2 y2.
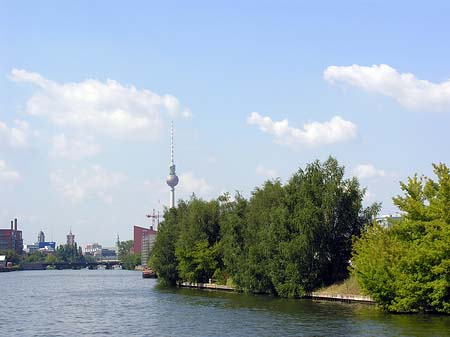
14 218 17 231
11 220 13 230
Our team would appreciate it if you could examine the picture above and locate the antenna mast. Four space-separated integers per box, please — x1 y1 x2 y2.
166 121 179 208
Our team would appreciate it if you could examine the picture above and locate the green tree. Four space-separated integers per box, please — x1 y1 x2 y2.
118 240 134 261
117 240 142 270
45 254 57 264
151 157 375 296
24 251 45 263
121 253 141 270
234 180 284 294
149 204 186 285
174 196 222 283
0 249 22 266
219 192 248 285
353 163 450 313
55 244 85 263
270 157 376 296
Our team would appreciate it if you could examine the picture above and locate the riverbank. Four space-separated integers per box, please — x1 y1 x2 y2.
305 292 373 304
178 279 375 304
179 281 235 291
0 266 21 272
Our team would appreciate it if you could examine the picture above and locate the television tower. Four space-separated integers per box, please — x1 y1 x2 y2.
166 121 179 208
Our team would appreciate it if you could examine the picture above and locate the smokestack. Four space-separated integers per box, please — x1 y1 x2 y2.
14 218 17 231
11 220 13 230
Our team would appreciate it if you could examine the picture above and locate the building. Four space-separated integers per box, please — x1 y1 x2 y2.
38 241 56 252
101 247 118 262
85 244 118 262
0 218 23 255
37 230 45 243
141 229 158 266
133 225 157 256
24 230 56 253
67 229 75 246
37 230 56 252
24 244 39 254
376 213 403 228
85 243 103 261
133 225 146 254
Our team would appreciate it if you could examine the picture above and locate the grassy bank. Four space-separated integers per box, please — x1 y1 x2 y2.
315 276 362 296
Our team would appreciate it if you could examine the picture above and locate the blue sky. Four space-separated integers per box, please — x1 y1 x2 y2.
1 1 449 247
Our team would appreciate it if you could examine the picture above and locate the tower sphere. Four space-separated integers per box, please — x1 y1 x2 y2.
166 173 179 187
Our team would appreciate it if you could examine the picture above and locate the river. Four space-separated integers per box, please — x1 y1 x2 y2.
1 270 449 336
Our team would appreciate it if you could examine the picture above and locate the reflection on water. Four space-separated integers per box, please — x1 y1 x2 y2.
1 270 449 337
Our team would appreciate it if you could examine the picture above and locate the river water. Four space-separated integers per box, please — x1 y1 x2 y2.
1 270 449 337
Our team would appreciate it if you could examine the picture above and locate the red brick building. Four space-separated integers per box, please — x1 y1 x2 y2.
133 225 157 254
0 218 23 255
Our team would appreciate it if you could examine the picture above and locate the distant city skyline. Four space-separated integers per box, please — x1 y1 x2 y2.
1 1 450 247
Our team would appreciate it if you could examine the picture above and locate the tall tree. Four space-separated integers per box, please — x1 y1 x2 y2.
175 197 221 283
219 192 248 285
149 201 187 285
353 163 450 313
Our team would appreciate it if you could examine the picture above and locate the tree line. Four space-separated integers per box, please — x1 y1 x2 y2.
150 158 450 313
150 157 378 297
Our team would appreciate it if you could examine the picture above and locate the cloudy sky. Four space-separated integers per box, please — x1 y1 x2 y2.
1 1 449 247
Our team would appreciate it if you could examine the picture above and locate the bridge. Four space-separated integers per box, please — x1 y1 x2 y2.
22 260 122 270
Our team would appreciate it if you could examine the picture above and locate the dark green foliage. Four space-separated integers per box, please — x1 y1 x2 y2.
118 240 133 261
149 206 184 285
23 251 46 263
117 240 140 270
121 252 141 270
45 254 57 264
275 158 374 293
55 243 85 263
218 192 248 283
151 157 373 297
353 163 450 313
174 197 221 283
231 180 284 294
0 249 22 266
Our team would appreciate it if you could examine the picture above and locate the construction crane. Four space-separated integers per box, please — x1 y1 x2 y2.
146 208 161 230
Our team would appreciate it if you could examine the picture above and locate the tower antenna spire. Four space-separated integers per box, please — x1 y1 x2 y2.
170 120 174 166
166 121 179 208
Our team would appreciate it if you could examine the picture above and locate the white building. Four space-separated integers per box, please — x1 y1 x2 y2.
376 213 403 228
85 243 103 261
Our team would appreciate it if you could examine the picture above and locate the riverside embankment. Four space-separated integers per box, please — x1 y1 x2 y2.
179 281 374 304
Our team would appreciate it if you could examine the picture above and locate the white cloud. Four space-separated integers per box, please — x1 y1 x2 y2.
256 165 278 179
178 172 212 197
353 164 386 180
50 134 101 160
0 160 21 183
11 68 191 138
50 165 125 202
324 64 450 111
0 119 29 147
247 112 357 147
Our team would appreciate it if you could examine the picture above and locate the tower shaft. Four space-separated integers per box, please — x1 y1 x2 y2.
169 187 175 209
